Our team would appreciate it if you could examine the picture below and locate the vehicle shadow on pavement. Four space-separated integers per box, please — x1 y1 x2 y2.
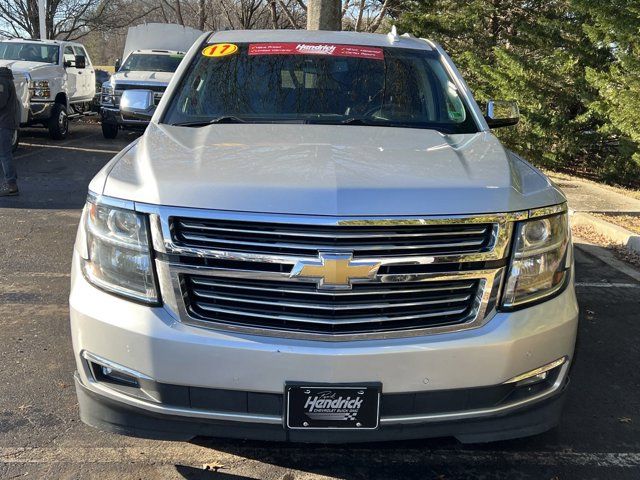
0 124 139 210
175 464 255 479
186 435 534 479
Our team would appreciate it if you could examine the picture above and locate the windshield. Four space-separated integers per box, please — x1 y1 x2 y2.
163 42 478 133
0 42 59 64
120 53 184 73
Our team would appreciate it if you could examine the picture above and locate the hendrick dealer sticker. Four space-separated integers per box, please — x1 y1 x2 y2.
286 384 381 430
249 43 384 60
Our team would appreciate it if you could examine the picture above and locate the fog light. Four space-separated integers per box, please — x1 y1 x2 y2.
99 365 139 387
82 351 149 388
504 357 567 386
513 371 549 387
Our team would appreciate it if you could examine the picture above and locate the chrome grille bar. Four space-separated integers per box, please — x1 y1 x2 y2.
190 277 477 296
191 290 472 311
176 220 490 239
178 232 487 251
194 304 471 326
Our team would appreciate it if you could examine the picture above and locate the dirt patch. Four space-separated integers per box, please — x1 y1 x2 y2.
545 170 640 201
591 213 640 235
572 223 640 269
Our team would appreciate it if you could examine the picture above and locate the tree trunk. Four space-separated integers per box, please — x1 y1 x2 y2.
198 0 206 30
307 0 341 31
269 0 278 28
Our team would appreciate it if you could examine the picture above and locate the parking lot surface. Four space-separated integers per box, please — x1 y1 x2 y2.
1 124 639 479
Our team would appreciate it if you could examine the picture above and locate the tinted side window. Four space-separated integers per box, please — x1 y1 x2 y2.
73 46 91 65
63 46 75 65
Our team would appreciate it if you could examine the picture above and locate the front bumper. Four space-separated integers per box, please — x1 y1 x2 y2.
70 254 578 443
75 370 569 443
24 100 54 124
101 106 149 128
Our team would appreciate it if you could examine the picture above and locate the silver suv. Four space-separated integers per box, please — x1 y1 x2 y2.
70 29 578 443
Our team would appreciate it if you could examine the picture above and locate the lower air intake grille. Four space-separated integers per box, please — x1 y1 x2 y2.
182 275 481 335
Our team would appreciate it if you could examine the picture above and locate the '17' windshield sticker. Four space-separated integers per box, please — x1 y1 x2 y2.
249 43 384 60
202 43 238 58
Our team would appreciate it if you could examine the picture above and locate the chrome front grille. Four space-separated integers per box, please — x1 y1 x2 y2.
143 206 520 340
171 217 495 257
113 84 165 106
182 275 481 335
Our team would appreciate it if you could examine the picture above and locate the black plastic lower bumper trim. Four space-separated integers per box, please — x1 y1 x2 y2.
75 373 567 444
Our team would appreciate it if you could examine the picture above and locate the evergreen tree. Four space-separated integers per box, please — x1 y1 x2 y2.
398 1 623 182
574 0 640 184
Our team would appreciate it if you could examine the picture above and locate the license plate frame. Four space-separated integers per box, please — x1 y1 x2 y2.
285 383 381 430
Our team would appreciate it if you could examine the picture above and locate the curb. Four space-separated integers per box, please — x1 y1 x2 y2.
570 211 640 254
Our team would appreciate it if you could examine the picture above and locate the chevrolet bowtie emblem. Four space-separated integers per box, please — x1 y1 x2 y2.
290 252 381 290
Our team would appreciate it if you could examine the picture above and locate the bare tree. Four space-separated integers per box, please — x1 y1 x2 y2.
275 0 397 32
0 0 397 50
341 0 397 32
0 0 159 40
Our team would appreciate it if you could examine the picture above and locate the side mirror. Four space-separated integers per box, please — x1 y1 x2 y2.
115 58 121 71
75 55 86 69
485 100 519 128
120 89 156 121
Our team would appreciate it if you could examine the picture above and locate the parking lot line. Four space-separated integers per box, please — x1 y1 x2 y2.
17 142 121 155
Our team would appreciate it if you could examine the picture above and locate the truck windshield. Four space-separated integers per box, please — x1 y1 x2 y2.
120 53 184 73
0 42 59 64
163 43 478 133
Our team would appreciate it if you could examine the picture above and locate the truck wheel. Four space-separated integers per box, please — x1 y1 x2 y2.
11 130 18 152
101 122 118 139
48 103 69 140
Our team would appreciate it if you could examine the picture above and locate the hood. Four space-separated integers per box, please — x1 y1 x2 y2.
99 123 565 216
111 70 174 85
0 59 53 76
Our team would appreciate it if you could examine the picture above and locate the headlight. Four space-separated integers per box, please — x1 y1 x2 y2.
29 80 50 98
81 198 158 304
101 84 115 105
502 210 570 308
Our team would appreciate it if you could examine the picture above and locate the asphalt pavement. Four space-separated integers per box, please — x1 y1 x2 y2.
0 123 639 480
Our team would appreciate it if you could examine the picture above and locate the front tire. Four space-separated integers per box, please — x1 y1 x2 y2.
48 103 69 140
11 130 18 152
101 122 118 139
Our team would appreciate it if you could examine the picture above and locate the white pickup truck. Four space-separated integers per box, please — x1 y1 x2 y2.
0 38 96 143
100 49 185 138
100 23 202 139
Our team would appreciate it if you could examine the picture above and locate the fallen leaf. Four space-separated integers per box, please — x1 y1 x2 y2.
203 462 225 472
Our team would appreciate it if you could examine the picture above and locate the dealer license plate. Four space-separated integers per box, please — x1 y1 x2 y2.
286 384 381 430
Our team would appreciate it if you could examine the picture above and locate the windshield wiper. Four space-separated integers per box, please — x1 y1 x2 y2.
340 117 377 125
172 116 247 127
305 117 383 126
311 117 458 133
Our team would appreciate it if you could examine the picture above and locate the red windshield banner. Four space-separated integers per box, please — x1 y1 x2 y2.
248 43 384 60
